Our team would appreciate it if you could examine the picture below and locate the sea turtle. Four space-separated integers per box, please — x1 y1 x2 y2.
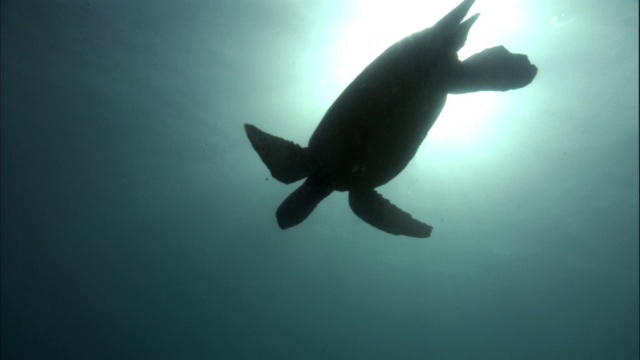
244 0 537 238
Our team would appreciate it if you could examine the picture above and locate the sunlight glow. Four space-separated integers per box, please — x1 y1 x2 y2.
430 92 501 142
324 0 525 143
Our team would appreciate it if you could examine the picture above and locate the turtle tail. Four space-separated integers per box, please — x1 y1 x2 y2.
448 46 538 94
244 124 312 184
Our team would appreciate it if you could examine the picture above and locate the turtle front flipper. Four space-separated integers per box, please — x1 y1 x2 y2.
245 124 312 184
349 189 433 238
449 46 538 94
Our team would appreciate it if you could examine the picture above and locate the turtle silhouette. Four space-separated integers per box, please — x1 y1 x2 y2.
244 0 537 238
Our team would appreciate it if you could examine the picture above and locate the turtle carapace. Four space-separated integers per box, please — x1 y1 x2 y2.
244 0 537 238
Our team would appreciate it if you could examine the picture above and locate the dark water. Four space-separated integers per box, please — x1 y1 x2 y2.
2 0 638 358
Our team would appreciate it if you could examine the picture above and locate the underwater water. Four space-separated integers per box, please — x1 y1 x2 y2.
1 0 638 358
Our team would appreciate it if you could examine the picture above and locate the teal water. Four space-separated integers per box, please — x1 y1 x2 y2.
2 0 638 358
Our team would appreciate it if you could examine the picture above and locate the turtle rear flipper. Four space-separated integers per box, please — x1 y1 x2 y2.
449 46 538 94
244 124 312 184
349 189 433 238
434 0 476 33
